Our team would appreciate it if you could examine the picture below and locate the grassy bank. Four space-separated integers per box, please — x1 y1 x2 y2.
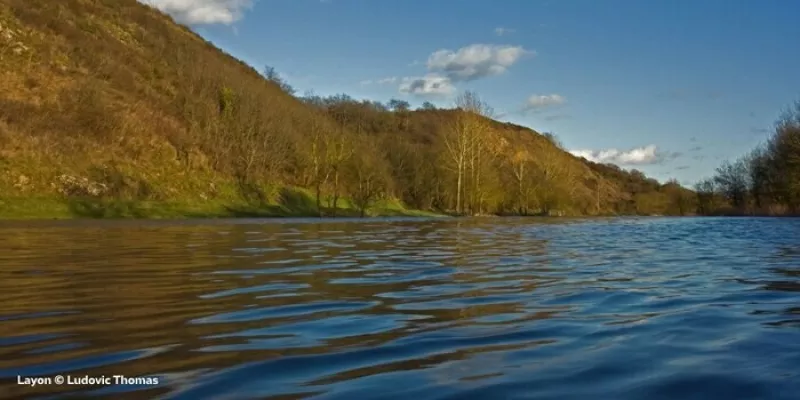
0 187 444 220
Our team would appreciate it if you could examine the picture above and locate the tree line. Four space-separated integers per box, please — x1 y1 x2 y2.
245 67 696 217
695 101 800 216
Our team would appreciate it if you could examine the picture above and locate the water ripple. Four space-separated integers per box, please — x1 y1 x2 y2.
0 217 799 399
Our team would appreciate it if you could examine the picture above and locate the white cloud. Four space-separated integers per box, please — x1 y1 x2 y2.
523 94 566 112
494 27 515 36
569 145 681 166
398 43 530 97
399 75 455 97
138 0 253 25
426 44 531 82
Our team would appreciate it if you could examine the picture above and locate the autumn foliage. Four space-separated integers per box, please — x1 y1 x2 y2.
0 0 689 218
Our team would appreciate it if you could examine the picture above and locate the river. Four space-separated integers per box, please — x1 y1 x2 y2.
0 217 799 399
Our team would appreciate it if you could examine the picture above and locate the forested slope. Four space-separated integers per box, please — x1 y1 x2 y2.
0 0 690 219
695 102 800 216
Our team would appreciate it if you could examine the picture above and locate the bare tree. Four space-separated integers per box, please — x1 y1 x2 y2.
325 128 354 217
306 116 331 217
510 149 532 215
443 115 469 214
694 178 718 215
444 91 494 214
263 65 296 96
713 159 749 211
347 137 389 217
534 143 569 214
542 131 564 149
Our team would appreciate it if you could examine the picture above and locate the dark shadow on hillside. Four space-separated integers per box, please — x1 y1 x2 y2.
224 186 322 218
66 198 150 219
235 178 268 206
60 187 436 219
277 187 319 215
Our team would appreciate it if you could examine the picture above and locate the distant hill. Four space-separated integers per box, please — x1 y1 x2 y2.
0 0 693 219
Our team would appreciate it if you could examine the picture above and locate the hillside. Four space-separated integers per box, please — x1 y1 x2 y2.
0 0 691 219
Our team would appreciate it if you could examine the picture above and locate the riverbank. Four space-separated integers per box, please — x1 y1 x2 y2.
0 192 445 220
0 194 689 220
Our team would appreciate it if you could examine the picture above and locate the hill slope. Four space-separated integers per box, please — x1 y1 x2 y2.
0 0 691 219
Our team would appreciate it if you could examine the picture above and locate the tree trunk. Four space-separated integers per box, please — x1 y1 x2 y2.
456 168 462 215
315 184 323 218
332 170 340 217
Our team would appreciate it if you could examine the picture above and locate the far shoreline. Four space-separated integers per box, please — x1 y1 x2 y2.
6 196 794 222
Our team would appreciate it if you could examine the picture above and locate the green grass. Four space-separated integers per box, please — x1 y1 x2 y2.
0 186 446 220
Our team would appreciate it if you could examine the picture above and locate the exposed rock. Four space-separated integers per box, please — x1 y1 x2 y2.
55 174 108 197
13 174 30 190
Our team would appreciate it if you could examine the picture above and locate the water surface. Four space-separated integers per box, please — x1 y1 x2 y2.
1 217 799 399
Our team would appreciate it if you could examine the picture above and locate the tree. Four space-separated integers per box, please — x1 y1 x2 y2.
770 105 800 210
747 145 771 211
263 65 296 96
663 179 691 215
443 118 468 214
461 91 494 214
713 159 749 211
325 128 354 217
306 115 331 217
443 91 494 214
509 149 533 215
387 98 411 130
697 99 800 216
301 90 324 107
347 138 390 217
543 131 564 149
694 178 718 215
533 143 571 214
419 101 437 111
387 99 410 112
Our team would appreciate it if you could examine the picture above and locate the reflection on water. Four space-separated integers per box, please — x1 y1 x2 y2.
0 217 799 399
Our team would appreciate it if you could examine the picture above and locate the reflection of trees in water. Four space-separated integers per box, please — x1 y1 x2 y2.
0 217 668 398
0 224 259 397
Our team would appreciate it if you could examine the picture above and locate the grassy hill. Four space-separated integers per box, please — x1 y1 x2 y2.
0 0 692 219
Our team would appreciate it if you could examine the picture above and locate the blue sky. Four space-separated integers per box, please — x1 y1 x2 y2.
143 0 800 186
